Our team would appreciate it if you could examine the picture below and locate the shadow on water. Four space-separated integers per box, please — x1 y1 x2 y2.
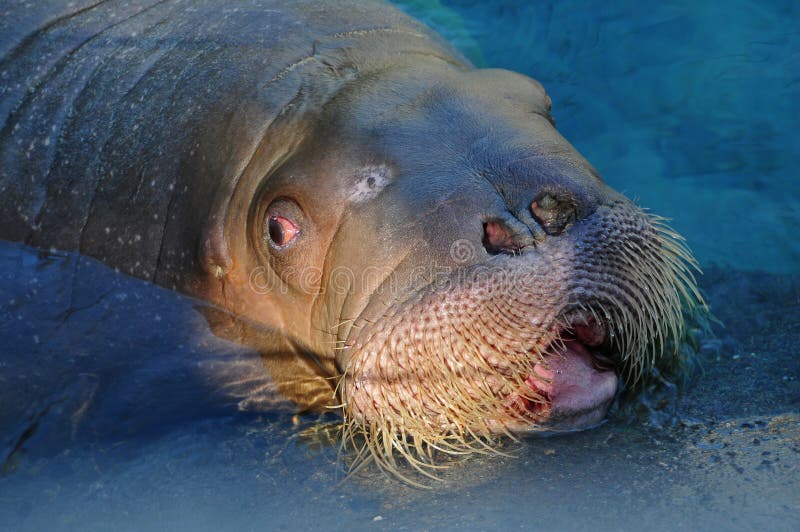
1 0 799 530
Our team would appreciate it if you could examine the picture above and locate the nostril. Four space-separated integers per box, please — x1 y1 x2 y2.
530 193 578 236
482 220 522 255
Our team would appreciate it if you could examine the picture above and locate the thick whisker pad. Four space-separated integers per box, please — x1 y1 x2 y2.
336 200 705 480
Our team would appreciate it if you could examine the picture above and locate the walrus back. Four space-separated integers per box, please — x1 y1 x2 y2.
0 0 455 286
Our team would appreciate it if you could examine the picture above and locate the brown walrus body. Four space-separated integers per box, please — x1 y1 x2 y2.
0 0 703 470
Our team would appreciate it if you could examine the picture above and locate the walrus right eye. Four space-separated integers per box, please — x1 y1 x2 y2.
266 215 300 248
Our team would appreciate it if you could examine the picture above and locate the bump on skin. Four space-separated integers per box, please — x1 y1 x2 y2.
348 165 393 203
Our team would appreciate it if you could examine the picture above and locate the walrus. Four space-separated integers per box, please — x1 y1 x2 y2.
0 0 703 474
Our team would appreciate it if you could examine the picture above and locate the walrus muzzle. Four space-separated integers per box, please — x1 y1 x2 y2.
337 198 702 472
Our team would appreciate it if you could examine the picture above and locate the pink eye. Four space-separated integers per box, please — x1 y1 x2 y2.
267 215 299 247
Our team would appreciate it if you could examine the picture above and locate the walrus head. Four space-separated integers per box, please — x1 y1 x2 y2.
200 62 704 474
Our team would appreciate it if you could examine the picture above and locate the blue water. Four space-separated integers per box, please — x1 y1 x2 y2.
1 1 798 531
398 0 800 274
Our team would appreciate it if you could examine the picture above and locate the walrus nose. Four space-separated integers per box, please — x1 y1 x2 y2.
530 192 578 236
482 217 536 255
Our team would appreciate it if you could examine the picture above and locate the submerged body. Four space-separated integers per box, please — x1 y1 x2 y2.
0 0 702 468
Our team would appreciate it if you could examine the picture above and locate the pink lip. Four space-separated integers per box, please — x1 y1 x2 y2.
530 339 617 420
506 315 619 431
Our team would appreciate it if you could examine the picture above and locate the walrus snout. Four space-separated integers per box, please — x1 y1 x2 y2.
338 194 702 468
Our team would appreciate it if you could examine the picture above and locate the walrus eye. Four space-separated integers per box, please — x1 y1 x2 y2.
267 215 299 248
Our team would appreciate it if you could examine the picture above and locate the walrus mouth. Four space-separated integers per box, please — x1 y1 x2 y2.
505 311 619 434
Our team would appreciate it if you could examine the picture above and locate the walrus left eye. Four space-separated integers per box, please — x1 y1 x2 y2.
267 215 300 248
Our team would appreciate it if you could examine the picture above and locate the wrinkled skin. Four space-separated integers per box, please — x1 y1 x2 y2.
0 0 701 464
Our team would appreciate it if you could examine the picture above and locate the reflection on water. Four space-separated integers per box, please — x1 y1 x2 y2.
1 1 798 530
